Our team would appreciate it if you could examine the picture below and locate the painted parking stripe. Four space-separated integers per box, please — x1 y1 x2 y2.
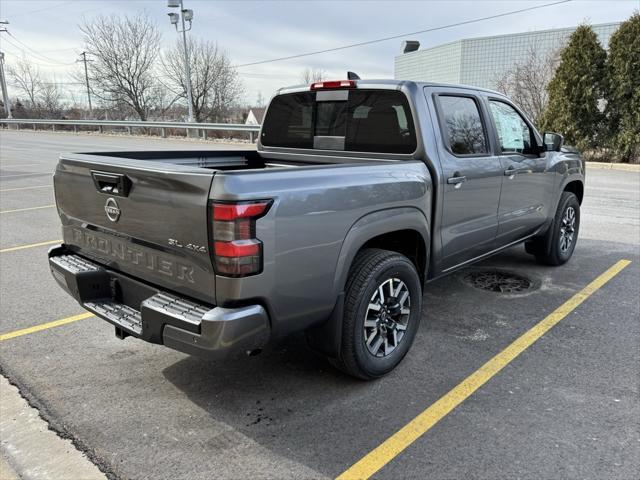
336 259 632 480
0 185 53 192
0 172 51 178
0 204 56 214
0 239 61 253
0 163 43 168
0 313 94 341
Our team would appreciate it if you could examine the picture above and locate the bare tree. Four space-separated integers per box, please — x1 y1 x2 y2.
96 97 131 120
8 57 41 108
80 14 161 120
162 38 242 122
8 58 65 118
300 68 325 84
39 81 65 118
495 43 562 126
209 54 243 122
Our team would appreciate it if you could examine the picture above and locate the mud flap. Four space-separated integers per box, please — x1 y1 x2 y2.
305 293 344 359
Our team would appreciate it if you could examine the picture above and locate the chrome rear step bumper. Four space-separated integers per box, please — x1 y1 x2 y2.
48 245 270 359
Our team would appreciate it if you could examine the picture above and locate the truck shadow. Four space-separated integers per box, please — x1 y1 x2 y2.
161 333 369 475
159 243 606 475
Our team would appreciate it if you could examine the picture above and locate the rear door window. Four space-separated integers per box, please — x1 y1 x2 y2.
436 95 488 155
261 90 416 154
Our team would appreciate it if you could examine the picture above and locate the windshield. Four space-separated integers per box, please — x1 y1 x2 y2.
261 89 417 154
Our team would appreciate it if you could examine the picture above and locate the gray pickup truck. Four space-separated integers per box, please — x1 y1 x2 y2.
49 79 584 379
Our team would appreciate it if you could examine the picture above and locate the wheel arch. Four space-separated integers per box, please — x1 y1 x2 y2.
333 207 430 296
359 230 428 286
306 207 430 358
563 179 584 204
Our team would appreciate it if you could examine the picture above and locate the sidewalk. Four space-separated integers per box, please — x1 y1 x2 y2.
587 161 640 171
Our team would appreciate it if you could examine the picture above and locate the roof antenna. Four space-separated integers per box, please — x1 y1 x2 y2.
347 71 360 80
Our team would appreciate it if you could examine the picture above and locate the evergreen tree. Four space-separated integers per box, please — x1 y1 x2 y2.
605 13 640 162
540 25 607 151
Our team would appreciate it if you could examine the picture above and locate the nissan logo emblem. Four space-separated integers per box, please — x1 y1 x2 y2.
104 197 121 222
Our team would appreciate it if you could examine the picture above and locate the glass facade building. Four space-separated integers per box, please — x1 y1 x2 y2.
394 23 620 90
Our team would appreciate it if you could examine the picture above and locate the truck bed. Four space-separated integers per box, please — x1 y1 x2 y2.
71 149 342 171
53 149 386 306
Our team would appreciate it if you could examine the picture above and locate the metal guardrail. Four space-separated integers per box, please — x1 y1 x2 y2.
0 118 261 141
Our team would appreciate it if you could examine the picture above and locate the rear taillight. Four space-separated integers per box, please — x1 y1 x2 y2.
211 200 271 276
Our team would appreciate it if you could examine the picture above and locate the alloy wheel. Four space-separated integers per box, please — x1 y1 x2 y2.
363 277 411 357
559 206 576 253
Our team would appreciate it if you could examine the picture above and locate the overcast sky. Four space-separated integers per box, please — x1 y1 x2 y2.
1 0 638 106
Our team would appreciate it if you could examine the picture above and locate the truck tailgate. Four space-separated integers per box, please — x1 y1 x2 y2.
54 154 216 304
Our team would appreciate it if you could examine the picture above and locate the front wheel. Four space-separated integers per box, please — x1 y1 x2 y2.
333 249 422 380
531 191 581 266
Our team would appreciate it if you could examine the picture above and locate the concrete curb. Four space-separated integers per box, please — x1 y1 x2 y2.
0 375 106 480
0 453 20 480
586 161 640 171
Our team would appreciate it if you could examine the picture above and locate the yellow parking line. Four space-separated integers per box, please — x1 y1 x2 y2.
0 313 94 341
0 239 61 253
0 185 52 192
0 204 56 214
337 259 632 480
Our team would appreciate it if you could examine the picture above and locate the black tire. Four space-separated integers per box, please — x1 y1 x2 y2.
332 248 422 380
531 191 581 266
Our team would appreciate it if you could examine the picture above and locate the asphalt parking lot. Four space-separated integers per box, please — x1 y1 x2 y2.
1 129 639 480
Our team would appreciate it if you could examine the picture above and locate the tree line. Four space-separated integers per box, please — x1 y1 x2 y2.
6 13 245 123
2 12 330 126
498 13 639 163
4 12 637 160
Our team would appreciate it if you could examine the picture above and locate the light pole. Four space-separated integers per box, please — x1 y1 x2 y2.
77 52 93 118
0 21 11 119
0 52 11 119
167 0 195 123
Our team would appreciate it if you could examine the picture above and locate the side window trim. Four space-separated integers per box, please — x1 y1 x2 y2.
486 97 541 157
432 92 491 158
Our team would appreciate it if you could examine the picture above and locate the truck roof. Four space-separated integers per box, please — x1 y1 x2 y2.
276 79 505 97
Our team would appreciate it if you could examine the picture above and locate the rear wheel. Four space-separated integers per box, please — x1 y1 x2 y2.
333 249 422 380
529 191 580 266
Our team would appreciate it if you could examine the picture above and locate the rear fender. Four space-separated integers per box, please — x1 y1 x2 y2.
307 207 430 357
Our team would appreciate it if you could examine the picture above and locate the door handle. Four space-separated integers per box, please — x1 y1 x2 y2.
504 166 532 176
91 171 131 196
447 173 467 185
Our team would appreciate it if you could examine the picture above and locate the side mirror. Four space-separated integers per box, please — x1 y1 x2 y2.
543 132 563 152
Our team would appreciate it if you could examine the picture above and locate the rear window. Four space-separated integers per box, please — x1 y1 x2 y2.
261 90 417 154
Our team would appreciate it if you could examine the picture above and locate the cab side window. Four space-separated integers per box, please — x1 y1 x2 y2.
488 101 537 155
437 95 487 155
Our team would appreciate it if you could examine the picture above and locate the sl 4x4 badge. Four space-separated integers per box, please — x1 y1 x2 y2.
168 238 207 253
